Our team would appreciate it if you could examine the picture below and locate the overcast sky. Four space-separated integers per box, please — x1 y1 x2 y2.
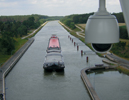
0 0 122 16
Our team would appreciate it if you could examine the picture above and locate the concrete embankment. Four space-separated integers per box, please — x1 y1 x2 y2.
81 66 116 100
0 38 34 100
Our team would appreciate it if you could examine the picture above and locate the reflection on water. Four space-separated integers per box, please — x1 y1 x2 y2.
87 69 129 100
86 69 117 75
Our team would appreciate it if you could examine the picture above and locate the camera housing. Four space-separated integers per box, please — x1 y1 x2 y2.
85 0 119 53
91 43 112 53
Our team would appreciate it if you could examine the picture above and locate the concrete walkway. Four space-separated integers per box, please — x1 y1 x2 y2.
81 66 116 100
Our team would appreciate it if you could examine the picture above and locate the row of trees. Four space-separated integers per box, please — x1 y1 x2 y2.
0 17 41 54
0 14 63 22
0 14 48 22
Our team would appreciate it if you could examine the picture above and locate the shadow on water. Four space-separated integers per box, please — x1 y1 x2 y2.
43 69 65 76
86 69 117 75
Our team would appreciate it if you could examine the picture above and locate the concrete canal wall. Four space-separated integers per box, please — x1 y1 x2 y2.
0 38 34 100
81 66 116 100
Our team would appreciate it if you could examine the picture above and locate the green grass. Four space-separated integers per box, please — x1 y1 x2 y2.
116 66 129 75
0 38 27 67
14 38 28 52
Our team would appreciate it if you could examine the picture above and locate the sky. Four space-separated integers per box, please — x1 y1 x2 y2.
0 0 122 16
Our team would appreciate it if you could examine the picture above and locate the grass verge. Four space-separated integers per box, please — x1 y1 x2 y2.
116 66 129 75
0 38 27 67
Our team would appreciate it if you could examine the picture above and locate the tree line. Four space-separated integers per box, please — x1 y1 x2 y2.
0 16 42 55
0 14 63 22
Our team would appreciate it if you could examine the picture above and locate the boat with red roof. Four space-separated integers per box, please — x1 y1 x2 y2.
47 34 61 53
43 34 65 71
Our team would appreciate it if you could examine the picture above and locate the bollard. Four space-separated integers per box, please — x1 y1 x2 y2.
81 50 83 56
86 56 89 62
77 45 79 51
68 35 69 38
74 42 76 46
70 37 71 40
72 39 73 43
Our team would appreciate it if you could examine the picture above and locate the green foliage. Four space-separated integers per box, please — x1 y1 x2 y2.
72 13 94 24
0 35 15 54
60 16 76 30
112 12 125 23
120 26 129 39
0 16 42 55
111 41 129 58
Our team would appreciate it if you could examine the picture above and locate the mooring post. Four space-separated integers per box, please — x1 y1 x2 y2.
86 56 89 62
74 42 76 46
77 45 79 51
81 50 83 56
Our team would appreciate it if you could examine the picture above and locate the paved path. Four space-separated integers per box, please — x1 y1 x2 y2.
21 22 47 39
107 53 129 69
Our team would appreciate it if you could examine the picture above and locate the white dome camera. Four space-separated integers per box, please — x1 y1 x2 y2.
85 0 119 53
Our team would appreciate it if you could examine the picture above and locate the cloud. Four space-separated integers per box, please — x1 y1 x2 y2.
107 0 120 5
0 1 18 8
0 0 122 16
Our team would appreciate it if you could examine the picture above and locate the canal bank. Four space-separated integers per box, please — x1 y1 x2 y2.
0 38 34 100
81 66 116 100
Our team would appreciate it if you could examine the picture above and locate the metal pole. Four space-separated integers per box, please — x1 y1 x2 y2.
99 0 106 11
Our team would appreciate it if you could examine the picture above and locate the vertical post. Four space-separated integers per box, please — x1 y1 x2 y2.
74 42 76 46
86 56 88 62
81 50 83 56
77 45 79 51
72 39 73 43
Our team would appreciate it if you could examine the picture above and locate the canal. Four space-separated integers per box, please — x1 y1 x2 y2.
87 69 129 100
5 21 129 100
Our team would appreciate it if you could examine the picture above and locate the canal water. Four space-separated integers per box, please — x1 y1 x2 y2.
87 70 129 100
5 21 129 100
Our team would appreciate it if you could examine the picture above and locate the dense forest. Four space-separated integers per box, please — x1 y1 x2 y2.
60 12 125 29
0 15 63 22
60 12 94 29
0 16 42 55
0 14 63 55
